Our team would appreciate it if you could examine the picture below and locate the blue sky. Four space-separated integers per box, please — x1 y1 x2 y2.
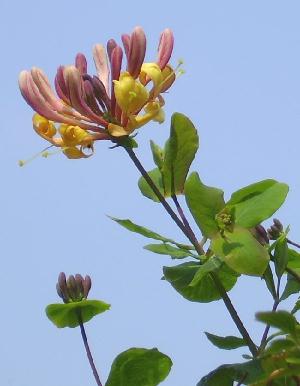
2 1 300 385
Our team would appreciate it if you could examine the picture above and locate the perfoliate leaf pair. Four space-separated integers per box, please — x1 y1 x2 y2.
46 299 110 328
185 173 288 276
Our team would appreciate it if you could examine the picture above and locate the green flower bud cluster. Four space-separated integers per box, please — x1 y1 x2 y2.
56 272 92 303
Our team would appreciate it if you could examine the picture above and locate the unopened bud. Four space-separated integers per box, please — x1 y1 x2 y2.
67 275 78 301
55 272 92 303
273 219 283 232
267 218 283 240
75 274 84 299
83 275 92 299
251 224 269 245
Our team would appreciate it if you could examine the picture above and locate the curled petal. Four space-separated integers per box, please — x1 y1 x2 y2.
93 44 110 95
157 28 174 69
59 124 94 147
127 101 163 131
63 146 93 159
75 53 88 74
160 65 176 92
32 113 63 146
140 63 163 89
127 26 146 79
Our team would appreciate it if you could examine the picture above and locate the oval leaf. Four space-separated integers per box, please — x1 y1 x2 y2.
205 332 247 350
227 180 289 228
162 113 199 196
144 243 193 259
110 217 193 250
46 299 110 328
256 311 297 335
138 168 165 202
163 262 237 303
185 172 225 238
211 226 269 276
105 348 172 386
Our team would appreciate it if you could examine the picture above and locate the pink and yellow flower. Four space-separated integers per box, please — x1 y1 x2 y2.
19 27 177 159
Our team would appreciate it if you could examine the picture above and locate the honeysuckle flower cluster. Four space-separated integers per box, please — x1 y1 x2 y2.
19 27 178 160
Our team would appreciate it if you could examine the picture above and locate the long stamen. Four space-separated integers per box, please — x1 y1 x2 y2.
18 145 56 167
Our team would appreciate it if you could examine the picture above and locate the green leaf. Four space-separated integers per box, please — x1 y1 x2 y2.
287 249 300 270
46 299 110 328
227 180 289 228
189 256 223 287
211 226 269 276
150 140 164 170
110 217 193 250
138 168 165 202
265 338 296 355
281 274 300 301
292 299 300 314
144 243 193 259
162 113 199 196
197 359 266 385
105 348 172 386
256 311 297 335
263 264 277 299
274 235 288 278
185 172 225 238
205 332 247 350
163 262 237 303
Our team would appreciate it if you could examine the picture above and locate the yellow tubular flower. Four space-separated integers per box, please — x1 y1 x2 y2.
113 72 149 115
59 125 94 147
62 147 93 159
33 114 62 146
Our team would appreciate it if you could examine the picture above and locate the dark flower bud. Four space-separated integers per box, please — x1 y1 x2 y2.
267 218 284 240
57 272 69 303
250 224 269 245
75 274 84 299
273 218 283 232
67 275 79 301
83 275 92 299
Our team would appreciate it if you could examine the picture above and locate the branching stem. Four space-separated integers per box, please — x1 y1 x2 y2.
123 146 258 356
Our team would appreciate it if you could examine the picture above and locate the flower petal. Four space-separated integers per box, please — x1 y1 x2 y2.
93 44 110 95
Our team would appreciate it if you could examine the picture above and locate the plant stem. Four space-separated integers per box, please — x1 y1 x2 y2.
78 317 102 386
287 239 300 249
258 278 281 353
123 146 258 356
